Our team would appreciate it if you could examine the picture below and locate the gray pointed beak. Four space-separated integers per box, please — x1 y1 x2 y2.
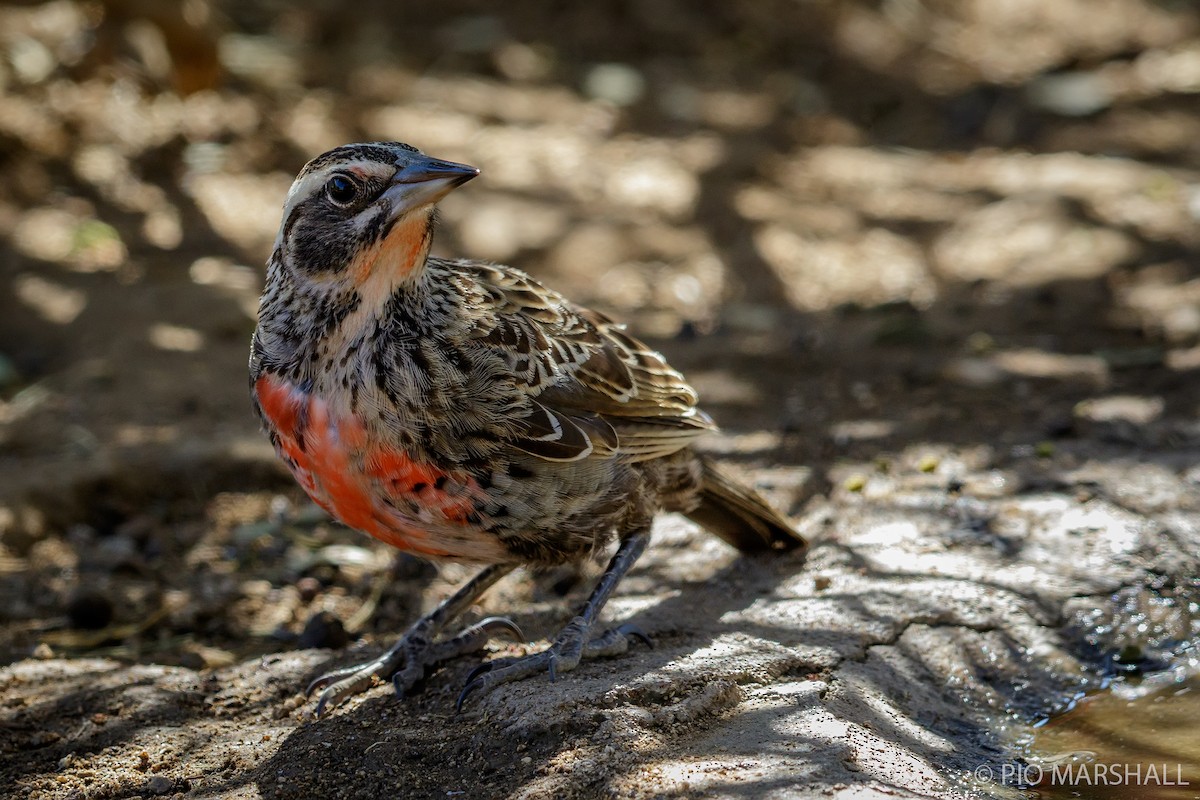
395 157 479 185
384 156 479 217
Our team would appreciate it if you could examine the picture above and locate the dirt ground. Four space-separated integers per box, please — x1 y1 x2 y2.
3 1 1200 798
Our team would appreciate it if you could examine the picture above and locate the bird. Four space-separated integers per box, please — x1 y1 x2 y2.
250 141 807 715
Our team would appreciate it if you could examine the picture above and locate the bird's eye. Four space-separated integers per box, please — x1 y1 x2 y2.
325 174 359 206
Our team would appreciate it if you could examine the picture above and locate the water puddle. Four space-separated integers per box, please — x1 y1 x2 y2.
1020 671 1200 799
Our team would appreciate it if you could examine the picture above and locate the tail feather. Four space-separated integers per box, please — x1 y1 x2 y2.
684 457 808 554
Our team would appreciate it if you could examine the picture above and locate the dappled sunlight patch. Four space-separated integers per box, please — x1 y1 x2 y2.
72 144 183 250
687 369 763 407
838 676 958 757
13 274 86 325
219 33 302 89
604 593 677 625
1134 42 1200 94
549 223 725 324
830 419 899 443
695 430 782 456
636 632 835 690
611 675 951 797
776 147 1195 273
850 520 923 548
1055 505 1143 556
735 186 861 235
945 348 1115 390
187 171 293 254
933 195 1135 285
1166 346 1200 371
816 446 1171 601
112 423 180 447
453 193 568 262
605 157 700 219
631 747 824 798
363 105 485 152
546 222 632 277
746 143 1200 312
658 84 777 130
187 253 258 286
990 348 1109 386
401 75 608 128
829 0 1193 93
1074 394 1164 426
754 225 934 311
462 127 724 213
12 208 126 272
1114 264 1200 344
188 257 260 318
1045 108 1200 163
628 515 733 585
148 323 205 353
279 91 352 155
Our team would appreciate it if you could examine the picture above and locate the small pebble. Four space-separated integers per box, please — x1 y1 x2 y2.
146 775 173 795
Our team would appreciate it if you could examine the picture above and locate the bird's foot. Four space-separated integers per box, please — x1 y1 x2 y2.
307 616 523 716
456 620 652 711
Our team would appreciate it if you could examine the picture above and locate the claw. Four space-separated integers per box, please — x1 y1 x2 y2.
470 616 526 643
306 667 349 696
456 663 494 713
455 683 476 714
615 623 654 649
462 661 494 687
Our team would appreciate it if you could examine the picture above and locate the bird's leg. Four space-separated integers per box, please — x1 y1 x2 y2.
457 529 652 710
308 563 519 716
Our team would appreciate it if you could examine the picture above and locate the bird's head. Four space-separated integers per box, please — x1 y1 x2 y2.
269 141 478 298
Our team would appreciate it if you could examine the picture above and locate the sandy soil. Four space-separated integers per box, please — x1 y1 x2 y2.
2 1 1200 798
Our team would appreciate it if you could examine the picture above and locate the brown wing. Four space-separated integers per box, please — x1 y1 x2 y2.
458 262 715 463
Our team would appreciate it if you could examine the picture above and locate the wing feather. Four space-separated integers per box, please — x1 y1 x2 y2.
456 261 714 463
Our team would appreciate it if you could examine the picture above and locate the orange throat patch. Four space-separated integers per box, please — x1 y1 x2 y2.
350 213 432 288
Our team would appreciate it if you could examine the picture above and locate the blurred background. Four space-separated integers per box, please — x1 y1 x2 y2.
2 0 1200 686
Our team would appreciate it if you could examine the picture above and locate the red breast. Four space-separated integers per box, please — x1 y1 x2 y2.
254 374 505 561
